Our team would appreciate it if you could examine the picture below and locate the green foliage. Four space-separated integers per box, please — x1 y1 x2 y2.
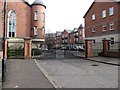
8 46 24 58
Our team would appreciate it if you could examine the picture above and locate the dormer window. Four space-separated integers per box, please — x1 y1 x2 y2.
34 11 38 21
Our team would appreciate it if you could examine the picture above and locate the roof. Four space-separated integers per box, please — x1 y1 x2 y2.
32 0 46 8
65 29 73 33
83 2 95 18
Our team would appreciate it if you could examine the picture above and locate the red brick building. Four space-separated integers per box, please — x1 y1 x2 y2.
55 25 85 49
55 31 62 49
45 33 56 49
0 0 46 58
84 1 120 49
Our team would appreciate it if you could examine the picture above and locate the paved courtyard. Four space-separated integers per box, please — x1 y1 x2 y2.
36 59 119 88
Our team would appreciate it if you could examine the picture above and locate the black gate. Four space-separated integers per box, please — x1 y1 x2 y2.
7 42 24 59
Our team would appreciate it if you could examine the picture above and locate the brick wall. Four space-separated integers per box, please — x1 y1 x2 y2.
84 2 119 38
6 1 32 38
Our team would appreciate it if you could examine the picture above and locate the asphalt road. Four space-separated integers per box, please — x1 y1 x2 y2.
36 59 118 88
34 50 80 60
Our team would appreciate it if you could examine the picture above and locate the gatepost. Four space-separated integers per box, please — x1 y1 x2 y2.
102 40 110 56
24 38 32 59
85 39 93 58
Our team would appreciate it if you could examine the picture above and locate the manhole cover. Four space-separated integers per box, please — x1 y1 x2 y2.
91 64 99 66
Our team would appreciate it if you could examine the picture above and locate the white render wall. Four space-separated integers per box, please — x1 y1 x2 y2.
86 33 120 51
85 34 120 43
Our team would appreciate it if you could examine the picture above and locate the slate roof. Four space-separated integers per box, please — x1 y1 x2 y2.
32 0 46 8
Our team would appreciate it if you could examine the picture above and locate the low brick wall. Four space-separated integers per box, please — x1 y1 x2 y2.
104 51 120 58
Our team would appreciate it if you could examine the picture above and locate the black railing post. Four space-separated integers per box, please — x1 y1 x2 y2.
2 0 7 82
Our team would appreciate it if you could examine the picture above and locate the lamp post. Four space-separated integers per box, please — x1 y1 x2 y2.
2 0 7 82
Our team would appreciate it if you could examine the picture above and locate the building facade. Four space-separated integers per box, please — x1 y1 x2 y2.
45 33 56 49
84 1 120 42
54 25 85 49
84 1 120 50
0 0 46 58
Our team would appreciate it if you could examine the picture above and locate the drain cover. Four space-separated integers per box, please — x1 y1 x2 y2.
91 64 99 66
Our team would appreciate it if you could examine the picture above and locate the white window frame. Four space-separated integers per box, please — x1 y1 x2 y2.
102 23 107 32
109 7 114 16
110 37 114 45
8 10 16 38
42 12 45 22
109 21 114 30
34 11 38 21
102 10 106 18
92 14 95 20
42 27 45 36
34 26 38 36
92 26 96 33
80 31 82 35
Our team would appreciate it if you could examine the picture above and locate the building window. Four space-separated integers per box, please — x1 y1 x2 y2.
8 10 16 37
92 14 95 20
102 23 107 32
102 10 106 18
110 37 114 45
92 26 96 32
80 31 82 35
109 22 114 30
34 11 38 21
43 12 45 22
34 26 38 36
93 40 95 44
42 27 45 36
109 7 114 16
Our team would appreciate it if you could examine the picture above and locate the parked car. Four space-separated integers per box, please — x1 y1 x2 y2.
70 45 84 51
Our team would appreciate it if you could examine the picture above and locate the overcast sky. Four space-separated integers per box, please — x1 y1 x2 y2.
29 0 94 33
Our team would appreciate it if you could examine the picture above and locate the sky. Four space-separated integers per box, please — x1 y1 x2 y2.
29 0 94 33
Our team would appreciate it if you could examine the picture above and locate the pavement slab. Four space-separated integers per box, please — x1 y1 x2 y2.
2 59 54 88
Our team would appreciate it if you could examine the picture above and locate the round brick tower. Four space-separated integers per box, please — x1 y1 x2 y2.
31 0 46 41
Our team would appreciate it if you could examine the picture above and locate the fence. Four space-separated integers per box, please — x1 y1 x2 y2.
109 42 120 52
93 42 103 57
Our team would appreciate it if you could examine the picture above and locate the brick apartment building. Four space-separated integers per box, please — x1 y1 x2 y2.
84 1 120 50
0 0 46 58
55 31 62 48
61 29 72 47
45 33 56 49
69 24 85 48
54 24 85 49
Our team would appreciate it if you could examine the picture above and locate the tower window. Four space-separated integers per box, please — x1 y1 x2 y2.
34 11 38 21
43 12 45 22
34 26 38 36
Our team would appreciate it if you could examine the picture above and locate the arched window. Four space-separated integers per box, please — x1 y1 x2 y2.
8 10 16 37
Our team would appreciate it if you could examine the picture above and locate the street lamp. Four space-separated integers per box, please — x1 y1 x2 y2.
2 0 7 82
